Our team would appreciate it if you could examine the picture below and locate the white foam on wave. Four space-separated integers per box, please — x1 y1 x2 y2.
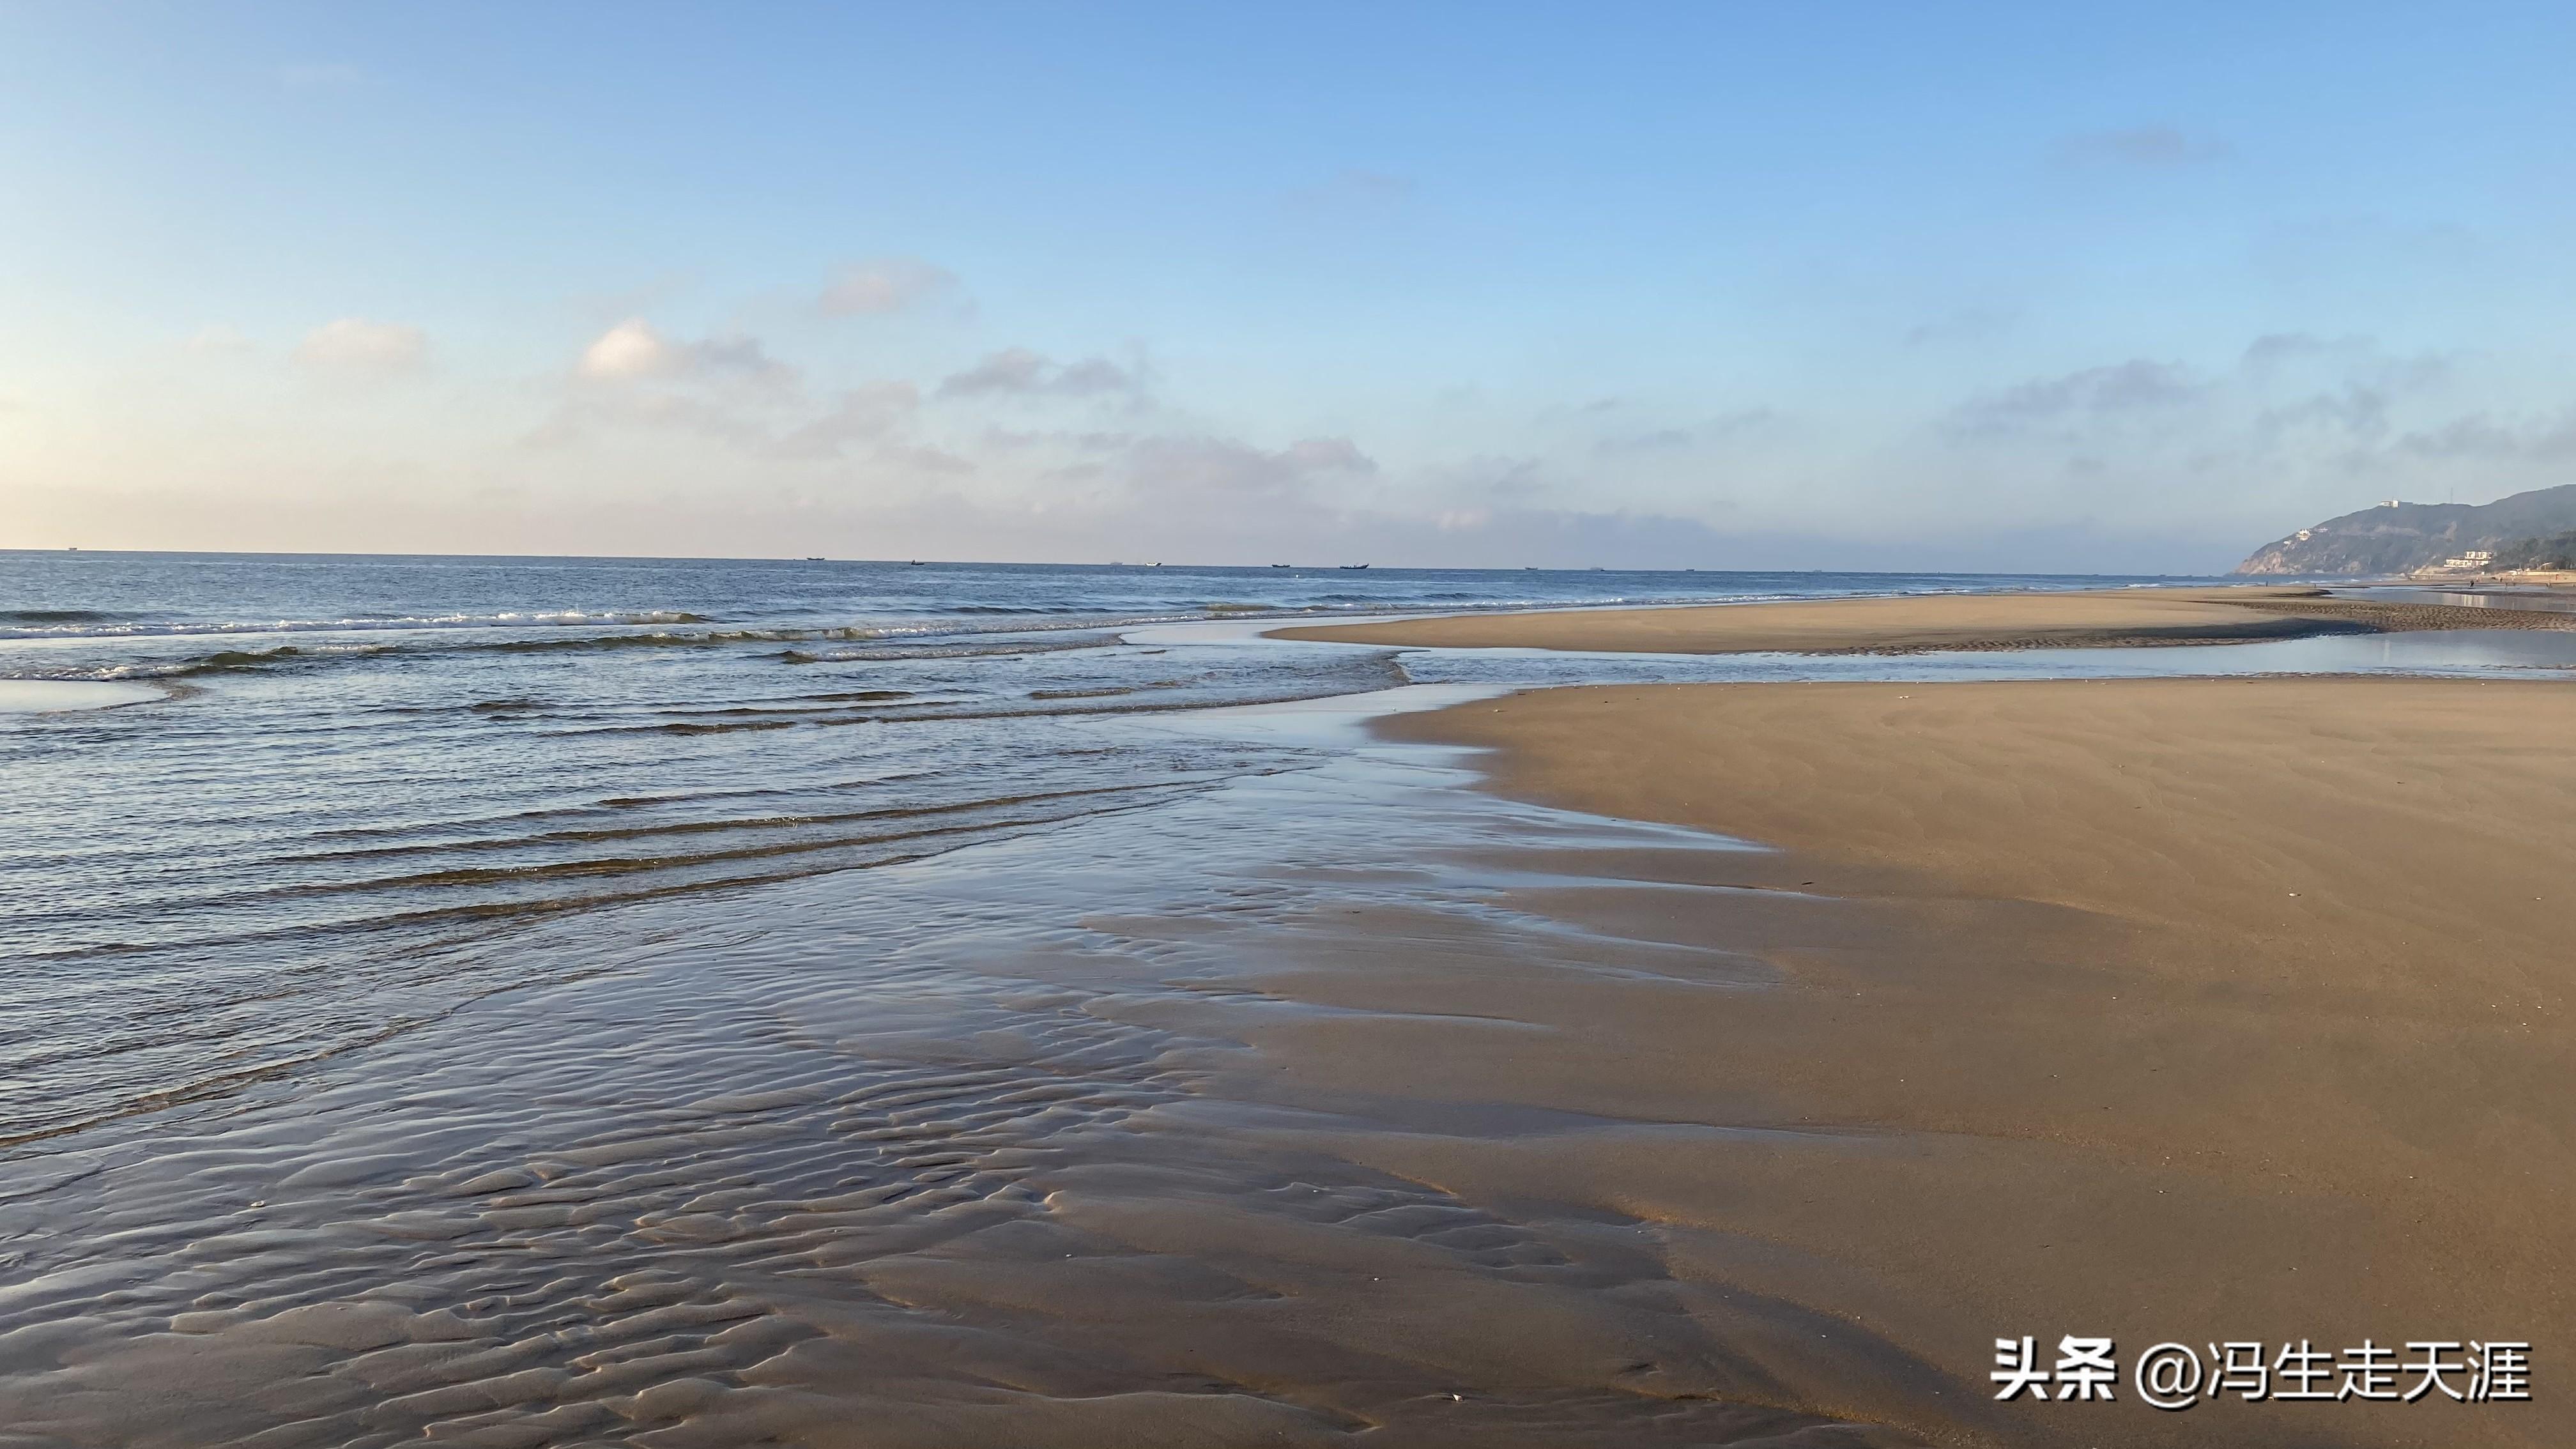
0 680 163 713
0 610 711 641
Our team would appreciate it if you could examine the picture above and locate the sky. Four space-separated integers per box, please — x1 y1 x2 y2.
5 2 2576 571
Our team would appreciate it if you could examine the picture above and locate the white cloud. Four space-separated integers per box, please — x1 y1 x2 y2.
1112 434 1375 499
535 319 809 449
1945 359 2207 436
1591 409 1780 457
774 382 923 458
294 317 426 375
575 318 795 389
686 335 797 388
939 347 1048 395
818 258 957 317
578 318 684 379
938 347 1141 399
2395 410 2576 464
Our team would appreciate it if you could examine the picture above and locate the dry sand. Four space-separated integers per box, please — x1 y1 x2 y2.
1352 673 2572 1445
1273 584 2576 654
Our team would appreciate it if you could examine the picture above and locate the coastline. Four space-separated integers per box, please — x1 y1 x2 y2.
1272 584 2576 654
1360 671 2571 1445
9 576 2570 1448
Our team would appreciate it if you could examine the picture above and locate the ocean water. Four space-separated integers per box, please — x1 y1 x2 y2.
1 550 2157 1147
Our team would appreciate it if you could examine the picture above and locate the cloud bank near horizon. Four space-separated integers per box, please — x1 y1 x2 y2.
9 278 2557 572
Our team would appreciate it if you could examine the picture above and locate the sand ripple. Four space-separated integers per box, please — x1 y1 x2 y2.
0 740 1922 1446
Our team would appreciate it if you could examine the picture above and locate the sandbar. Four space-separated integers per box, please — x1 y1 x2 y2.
1273 585 2576 654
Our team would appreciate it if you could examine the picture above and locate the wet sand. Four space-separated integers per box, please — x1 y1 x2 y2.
1273 584 2576 654
1370 675 2572 1446
0 714 1938 1449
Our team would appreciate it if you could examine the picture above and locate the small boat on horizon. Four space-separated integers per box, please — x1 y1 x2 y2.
1338 563 1369 571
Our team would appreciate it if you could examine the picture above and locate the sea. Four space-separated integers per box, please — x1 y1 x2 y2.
0 551 2168 1148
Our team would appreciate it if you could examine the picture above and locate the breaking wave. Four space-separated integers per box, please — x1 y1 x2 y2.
0 609 711 641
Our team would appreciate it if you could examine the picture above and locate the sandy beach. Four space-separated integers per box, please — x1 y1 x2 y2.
1274 584 2576 654
7 583 2568 1449
1283 638 2566 1443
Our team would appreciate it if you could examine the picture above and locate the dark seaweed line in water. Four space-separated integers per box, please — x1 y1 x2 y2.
544 667 1411 738
69 768 962 864
271 779 1203 866
13 627 1077 682
10 782 1222 965
0 608 133 622
775 638 1103 663
0 609 714 640
590 692 932 719
15 592 1425 680
287 769 957 845
6 798 1156 934
13 597 1469 684
369 688 924 719
243 796 1203 900
647 697 971 721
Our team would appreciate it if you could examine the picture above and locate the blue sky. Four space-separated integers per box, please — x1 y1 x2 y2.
6 2 2575 568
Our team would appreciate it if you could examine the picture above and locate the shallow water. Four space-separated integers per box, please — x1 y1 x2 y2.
1266 619 2576 689
9 553 2572 1446
3 682 1941 1446
2348 584 2576 614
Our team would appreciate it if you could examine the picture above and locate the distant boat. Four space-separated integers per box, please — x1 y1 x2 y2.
804 556 825 561
908 560 924 566
1338 563 1369 571
1270 563 1292 569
